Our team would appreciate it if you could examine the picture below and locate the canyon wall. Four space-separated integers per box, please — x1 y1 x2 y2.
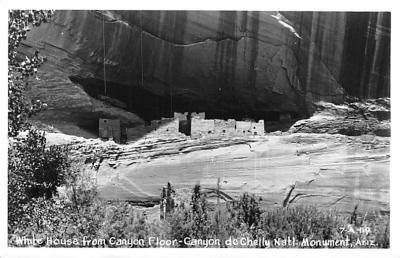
21 10 390 123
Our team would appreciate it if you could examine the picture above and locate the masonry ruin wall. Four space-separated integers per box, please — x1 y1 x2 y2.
191 118 215 139
214 119 236 135
99 118 121 143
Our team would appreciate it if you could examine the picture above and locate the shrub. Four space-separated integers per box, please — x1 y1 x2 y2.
8 129 70 228
191 184 210 238
165 183 212 247
259 206 345 240
99 202 165 247
9 197 105 247
61 162 98 212
227 193 262 230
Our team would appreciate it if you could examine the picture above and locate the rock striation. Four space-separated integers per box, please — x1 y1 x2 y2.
45 130 390 214
20 10 390 124
289 98 390 137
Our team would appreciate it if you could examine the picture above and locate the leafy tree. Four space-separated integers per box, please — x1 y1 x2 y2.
7 10 72 232
8 130 70 228
8 10 53 137
190 183 210 238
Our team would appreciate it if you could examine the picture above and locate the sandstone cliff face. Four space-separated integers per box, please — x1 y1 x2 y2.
21 10 390 122
45 130 390 214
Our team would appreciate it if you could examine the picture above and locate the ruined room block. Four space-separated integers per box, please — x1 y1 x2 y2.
191 112 206 119
251 120 265 135
99 118 121 143
235 121 252 135
214 119 236 135
191 118 215 138
179 120 191 135
174 112 188 121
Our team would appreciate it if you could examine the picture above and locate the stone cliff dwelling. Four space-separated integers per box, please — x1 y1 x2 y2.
98 118 121 143
99 112 266 143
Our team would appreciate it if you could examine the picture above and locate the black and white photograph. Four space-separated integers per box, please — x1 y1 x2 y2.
4 2 396 255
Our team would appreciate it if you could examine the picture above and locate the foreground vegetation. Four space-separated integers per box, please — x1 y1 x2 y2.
9 178 390 248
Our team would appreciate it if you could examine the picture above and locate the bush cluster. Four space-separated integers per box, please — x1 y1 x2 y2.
9 182 390 248
8 129 70 229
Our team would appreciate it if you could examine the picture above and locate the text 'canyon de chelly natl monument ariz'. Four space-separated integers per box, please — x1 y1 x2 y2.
16 10 390 217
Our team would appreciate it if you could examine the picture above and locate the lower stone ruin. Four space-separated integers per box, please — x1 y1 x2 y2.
99 112 266 143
